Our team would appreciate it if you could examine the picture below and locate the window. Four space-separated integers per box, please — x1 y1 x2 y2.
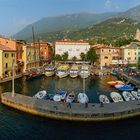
135 57 136 60
128 52 130 55
11 53 15 58
5 63 8 68
104 56 108 59
5 53 8 58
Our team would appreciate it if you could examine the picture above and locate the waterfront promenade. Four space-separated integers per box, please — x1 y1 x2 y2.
2 92 140 122
0 74 23 84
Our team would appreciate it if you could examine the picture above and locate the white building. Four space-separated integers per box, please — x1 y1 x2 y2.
55 40 90 60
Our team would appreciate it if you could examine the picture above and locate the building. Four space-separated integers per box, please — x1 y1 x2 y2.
0 36 16 50
0 44 16 79
130 42 140 61
22 43 40 72
134 29 140 42
96 45 121 67
16 40 26 73
120 44 137 64
55 40 90 60
35 41 53 66
0 36 26 73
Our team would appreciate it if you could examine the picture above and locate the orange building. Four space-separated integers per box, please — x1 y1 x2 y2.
0 36 26 73
35 41 53 66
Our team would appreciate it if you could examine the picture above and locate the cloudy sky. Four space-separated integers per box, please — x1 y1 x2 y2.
0 0 140 36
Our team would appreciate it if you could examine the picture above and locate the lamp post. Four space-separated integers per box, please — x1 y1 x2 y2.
12 57 15 97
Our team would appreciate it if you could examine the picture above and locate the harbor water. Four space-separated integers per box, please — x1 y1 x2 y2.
0 75 140 140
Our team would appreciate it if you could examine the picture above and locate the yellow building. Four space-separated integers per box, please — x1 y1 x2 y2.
0 45 16 79
22 43 40 72
96 45 121 67
120 45 137 64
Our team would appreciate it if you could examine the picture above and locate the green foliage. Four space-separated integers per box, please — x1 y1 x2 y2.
80 52 87 61
62 52 69 61
72 56 77 62
86 48 98 64
54 54 62 61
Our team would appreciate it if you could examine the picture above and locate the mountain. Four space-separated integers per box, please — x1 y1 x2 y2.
32 18 140 42
120 5 140 21
13 4 140 41
13 12 118 40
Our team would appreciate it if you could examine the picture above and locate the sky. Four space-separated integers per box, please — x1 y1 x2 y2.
0 0 140 36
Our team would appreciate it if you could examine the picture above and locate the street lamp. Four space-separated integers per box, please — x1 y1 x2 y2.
12 57 15 97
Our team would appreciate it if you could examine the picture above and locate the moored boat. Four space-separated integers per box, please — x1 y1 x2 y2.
77 93 89 104
69 65 79 78
56 65 69 78
66 91 76 103
33 90 47 99
114 84 124 89
131 91 140 100
44 65 55 77
118 85 134 91
26 67 44 81
53 91 67 102
107 81 124 86
79 65 90 79
122 91 135 101
110 92 123 103
99 95 110 103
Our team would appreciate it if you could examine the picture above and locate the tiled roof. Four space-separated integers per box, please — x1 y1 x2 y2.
0 44 15 51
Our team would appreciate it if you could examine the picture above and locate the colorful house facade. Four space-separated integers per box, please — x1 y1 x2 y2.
22 43 40 72
35 41 53 66
0 45 16 79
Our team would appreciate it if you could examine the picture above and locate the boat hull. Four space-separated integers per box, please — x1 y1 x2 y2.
45 72 55 77
56 73 69 78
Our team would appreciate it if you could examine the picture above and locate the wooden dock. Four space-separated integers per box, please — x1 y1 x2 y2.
116 71 140 88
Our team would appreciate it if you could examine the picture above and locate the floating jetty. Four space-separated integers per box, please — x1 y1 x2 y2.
2 92 140 122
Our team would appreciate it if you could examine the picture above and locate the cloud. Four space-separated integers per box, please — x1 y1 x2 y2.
105 0 112 9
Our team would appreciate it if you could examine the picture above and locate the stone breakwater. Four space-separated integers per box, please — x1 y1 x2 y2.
2 92 140 122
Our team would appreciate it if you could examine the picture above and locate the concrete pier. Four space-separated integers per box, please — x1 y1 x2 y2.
2 92 140 122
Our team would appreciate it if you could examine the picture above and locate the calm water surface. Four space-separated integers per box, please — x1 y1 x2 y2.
0 75 140 140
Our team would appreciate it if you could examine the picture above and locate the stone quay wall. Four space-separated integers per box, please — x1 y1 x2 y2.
2 92 140 122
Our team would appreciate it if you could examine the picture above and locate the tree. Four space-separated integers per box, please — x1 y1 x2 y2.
54 54 62 61
86 48 98 65
80 52 86 61
62 52 69 61
72 56 77 63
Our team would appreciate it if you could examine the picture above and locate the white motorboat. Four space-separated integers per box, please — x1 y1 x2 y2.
66 91 76 103
110 92 123 103
131 91 140 100
44 65 55 77
33 90 47 99
99 95 110 103
70 65 79 78
122 91 135 101
79 65 90 79
53 91 67 102
77 93 89 104
56 65 69 78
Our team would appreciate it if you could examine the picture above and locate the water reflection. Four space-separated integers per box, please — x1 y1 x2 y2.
0 75 118 103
